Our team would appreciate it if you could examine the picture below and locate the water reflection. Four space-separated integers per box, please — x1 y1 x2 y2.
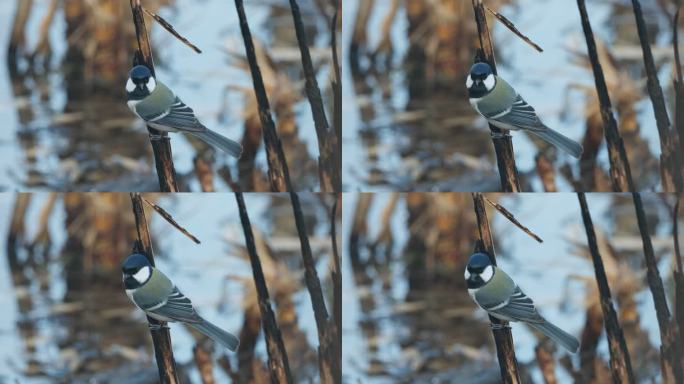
1 0 336 191
0 193 338 383
343 0 677 191
343 193 679 382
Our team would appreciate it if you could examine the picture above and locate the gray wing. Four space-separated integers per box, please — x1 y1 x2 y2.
487 95 546 131
148 286 202 324
486 286 545 324
153 97 207 133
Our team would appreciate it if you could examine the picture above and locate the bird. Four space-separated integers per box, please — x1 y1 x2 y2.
466 62 583 159
125 65 243 158
465 252 580 353
122 253 240 351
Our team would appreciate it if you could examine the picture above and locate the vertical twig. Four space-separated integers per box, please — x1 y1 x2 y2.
471 0 521 192
577 193 635 384
673 9 684 186
289 192 340 383
233 0 292 192
287 0 340 191
630 0 683 191
7 0 33 69
330 194 342 365
471 193 521 383
672 196 684 356
331 0 342 182
632 192 683 383
234 192 293 383
576 0 634 192
129 0 179 192
129 193 179 384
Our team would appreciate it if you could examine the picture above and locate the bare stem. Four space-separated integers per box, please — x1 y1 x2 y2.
129 192 179 384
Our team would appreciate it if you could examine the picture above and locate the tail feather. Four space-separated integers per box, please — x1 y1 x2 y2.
190 319 240 351
530 128 583 159
190 129 243 158
529 320 579 353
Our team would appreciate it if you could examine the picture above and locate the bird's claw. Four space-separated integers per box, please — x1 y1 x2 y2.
148 322 169 331
148 132 163 141
490 131 511 139
490 322 510 330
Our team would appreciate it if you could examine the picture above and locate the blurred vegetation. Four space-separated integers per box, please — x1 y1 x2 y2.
346 193 683 383
2 192 339 383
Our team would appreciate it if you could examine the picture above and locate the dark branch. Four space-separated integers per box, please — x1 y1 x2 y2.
130 193 179 384
576 0 634 191
235 192 293 383
471 0 521 192
577 193 635 383
472 192 521 384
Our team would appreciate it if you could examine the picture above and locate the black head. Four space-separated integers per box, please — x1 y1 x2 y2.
126 65 156 100
122 253 152 289
464 252 495 289
466 62 496 98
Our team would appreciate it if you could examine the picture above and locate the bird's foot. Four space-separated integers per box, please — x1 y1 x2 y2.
148 132 164 141
148 322 169 331
490 322 510 330
490 131 511 139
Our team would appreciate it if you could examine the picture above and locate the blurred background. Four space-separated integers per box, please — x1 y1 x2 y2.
342 192 681 383
0 0 339 191
0 192 339 383
343 0 679 192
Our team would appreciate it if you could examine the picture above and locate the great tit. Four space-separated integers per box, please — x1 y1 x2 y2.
126 65 243 158
466 62 583 159
122 253 240 351
465 253 579 353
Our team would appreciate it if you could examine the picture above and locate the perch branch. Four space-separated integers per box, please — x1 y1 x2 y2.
471 0 521 192
129 0 179 192
130 192 179 384
472 192 521 384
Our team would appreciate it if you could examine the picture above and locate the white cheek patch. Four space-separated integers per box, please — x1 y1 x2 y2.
466 75 473 88
483 74 495 91
126 78 136 92
147 77 157 92
481 265 494 282
133 266 151 284
464 268 471 280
